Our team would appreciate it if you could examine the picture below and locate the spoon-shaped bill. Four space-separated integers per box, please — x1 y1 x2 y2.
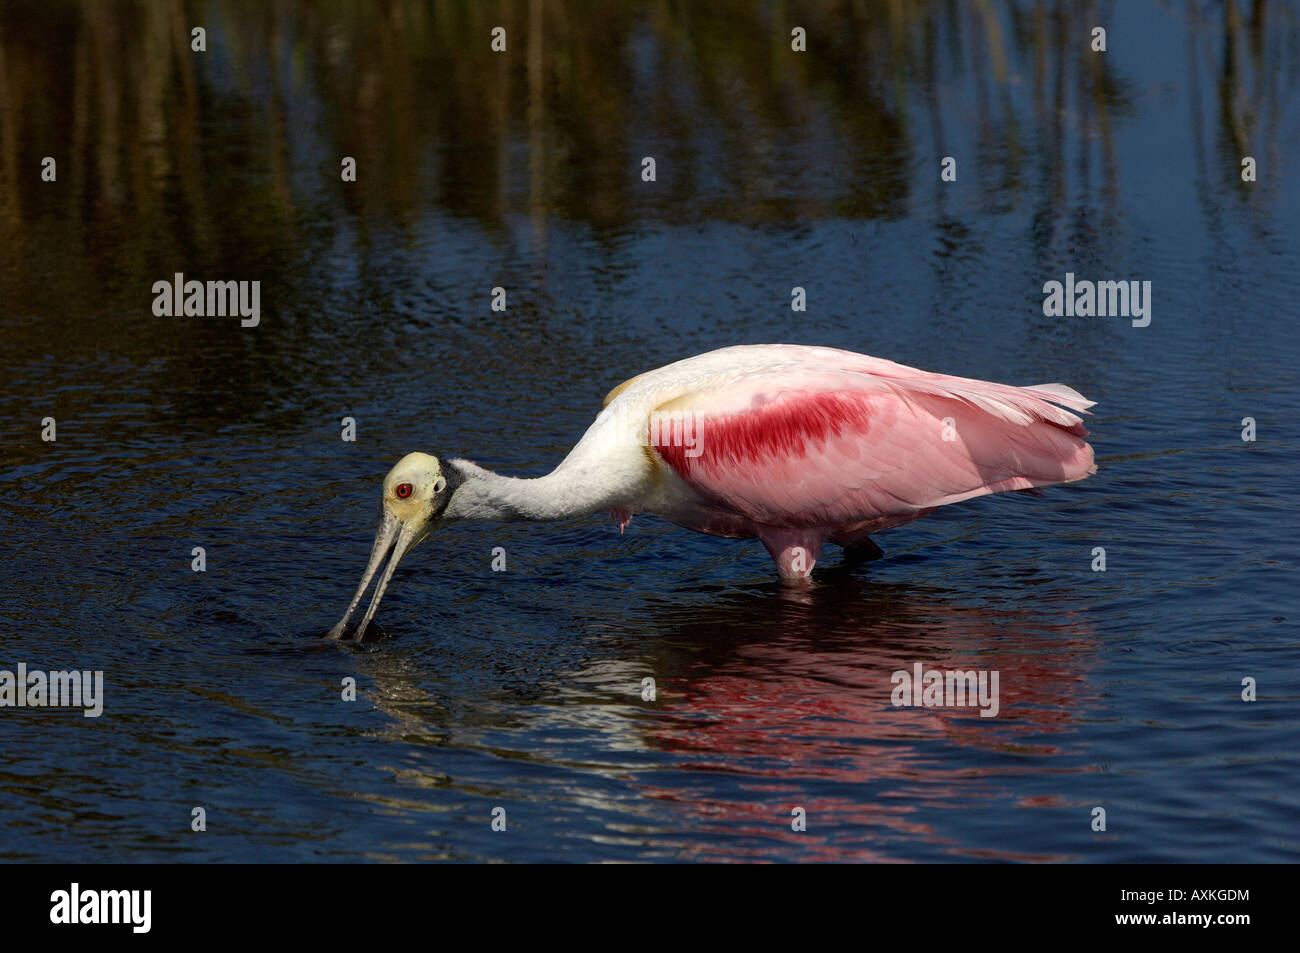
352 524 422 639
327 513 401 640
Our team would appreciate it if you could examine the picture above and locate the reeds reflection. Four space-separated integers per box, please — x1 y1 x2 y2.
1 2 1293 264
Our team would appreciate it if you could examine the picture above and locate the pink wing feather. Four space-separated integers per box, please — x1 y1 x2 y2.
652 352 1096 534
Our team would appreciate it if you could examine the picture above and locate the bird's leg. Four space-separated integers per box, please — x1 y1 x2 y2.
826 526 885 568
840 535 884 567
757 529 825 582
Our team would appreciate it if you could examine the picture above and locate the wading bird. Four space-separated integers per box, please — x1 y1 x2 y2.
329 344 1096 639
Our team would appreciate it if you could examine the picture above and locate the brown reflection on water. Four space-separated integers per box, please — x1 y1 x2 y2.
1 0 1293 454
2 2 1293 273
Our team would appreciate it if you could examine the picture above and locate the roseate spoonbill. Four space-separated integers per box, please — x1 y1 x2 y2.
329 344 1096 639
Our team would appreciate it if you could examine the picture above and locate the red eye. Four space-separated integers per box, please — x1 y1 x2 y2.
395 483 413 499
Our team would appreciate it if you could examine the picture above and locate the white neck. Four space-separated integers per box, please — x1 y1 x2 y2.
442 459 625 523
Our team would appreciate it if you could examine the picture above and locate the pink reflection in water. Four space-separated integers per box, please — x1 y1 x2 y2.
632 580 1097 861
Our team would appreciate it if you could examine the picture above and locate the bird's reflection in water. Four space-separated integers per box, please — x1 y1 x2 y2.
620 574 1098 860
346 571 1098 861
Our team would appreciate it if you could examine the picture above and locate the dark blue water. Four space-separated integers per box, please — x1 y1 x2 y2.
1 1 1297 862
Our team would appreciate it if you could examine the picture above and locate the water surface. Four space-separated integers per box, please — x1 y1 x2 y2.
0 0 1297 862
